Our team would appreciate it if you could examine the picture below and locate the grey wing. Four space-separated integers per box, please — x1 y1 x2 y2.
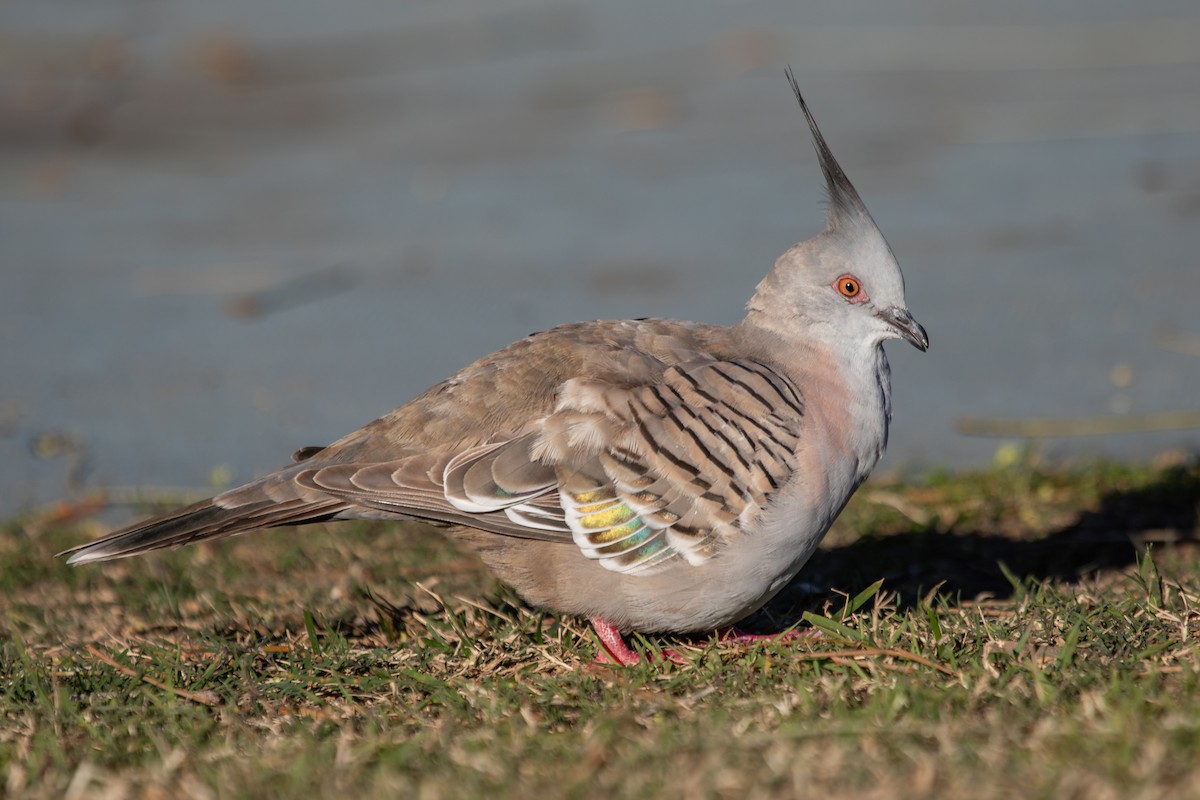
63 359 804 574
540 358 804 574
304 357 805 575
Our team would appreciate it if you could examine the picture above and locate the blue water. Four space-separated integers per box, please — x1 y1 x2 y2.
3 0 1200 514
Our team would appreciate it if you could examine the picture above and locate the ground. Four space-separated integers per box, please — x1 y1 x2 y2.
3 453 1200 799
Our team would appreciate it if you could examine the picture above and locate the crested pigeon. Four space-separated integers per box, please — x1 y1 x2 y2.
62 70 928 666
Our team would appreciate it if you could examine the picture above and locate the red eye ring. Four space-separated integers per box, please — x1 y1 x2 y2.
836 275 862 299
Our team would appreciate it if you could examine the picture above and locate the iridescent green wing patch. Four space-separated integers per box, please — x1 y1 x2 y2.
562 483 677 573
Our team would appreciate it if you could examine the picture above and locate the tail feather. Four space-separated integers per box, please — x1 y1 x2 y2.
58 497 343 564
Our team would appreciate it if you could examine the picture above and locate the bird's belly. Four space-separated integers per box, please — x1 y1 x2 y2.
462 493 834 634
581 526 826 633
459 428 872 634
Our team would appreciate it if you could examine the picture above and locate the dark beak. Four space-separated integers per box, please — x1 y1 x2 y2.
878 306 929 351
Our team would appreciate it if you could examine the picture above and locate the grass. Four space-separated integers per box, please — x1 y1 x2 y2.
3 453 1200 798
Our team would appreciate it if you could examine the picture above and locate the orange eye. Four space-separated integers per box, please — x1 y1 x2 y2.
836 275 861 299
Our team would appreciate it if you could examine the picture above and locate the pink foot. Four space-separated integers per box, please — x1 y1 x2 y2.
589 619 816 666
715 626 819 645
589 617 690 665
590 617 643 666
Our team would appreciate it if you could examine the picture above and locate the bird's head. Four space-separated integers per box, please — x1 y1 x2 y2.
745 69 928 355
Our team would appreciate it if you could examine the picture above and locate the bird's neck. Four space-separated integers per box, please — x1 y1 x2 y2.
734 318 892 476
844 344 892 470
809 339 891 477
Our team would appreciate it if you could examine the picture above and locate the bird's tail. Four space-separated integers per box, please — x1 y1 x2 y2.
58 494 342 564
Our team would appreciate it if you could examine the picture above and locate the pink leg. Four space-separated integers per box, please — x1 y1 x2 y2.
590 617 643 666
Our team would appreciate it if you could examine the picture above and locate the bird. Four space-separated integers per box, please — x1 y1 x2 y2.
62 69 928 666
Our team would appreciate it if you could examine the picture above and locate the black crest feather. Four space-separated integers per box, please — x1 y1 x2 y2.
784 67 868 228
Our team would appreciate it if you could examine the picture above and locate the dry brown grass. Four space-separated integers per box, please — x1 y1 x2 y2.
4 456 1200 798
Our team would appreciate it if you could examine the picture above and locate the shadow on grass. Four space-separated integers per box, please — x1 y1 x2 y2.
146 463 1200 646
752 463 1200 629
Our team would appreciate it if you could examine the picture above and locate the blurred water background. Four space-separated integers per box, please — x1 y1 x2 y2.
3 0 1200 516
